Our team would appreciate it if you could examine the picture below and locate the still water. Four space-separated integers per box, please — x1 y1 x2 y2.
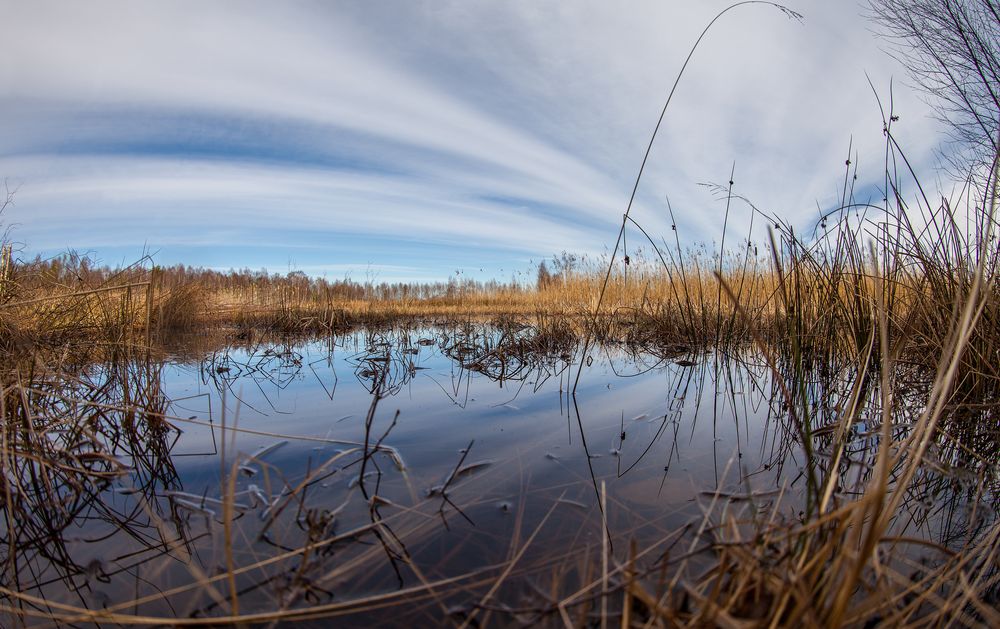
4 324 985 625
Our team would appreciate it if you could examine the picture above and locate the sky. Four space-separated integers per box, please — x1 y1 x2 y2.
0 0 946 283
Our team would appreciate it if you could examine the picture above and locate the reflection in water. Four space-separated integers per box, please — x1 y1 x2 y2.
1 324 996 625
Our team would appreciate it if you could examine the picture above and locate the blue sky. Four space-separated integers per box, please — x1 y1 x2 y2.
1 1 945 282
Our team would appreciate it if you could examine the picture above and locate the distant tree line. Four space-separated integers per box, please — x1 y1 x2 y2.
12 252 531 302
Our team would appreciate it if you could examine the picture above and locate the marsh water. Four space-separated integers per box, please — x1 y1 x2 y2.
4 324 994 625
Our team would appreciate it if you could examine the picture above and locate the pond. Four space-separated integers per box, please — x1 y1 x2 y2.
2 324 993 626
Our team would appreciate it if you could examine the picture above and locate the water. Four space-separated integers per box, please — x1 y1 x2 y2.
3 325 993 625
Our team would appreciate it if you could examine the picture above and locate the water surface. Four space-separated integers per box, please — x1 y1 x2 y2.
4 325 990 625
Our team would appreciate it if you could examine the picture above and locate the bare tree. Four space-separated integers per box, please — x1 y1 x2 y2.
0 180 15 243
0 182 15 299
869 0 999 175
536 260 553 290
551 251 578 287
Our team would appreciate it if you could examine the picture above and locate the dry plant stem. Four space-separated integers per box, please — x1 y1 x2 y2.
222 393 241 617
0 281 151 310
457 493 563 629
573 1 802 393
601 480 608 629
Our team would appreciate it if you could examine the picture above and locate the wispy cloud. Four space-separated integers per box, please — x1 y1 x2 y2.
0 1 944 281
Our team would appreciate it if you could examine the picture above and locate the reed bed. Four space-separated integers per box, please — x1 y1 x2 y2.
1 224 994 369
